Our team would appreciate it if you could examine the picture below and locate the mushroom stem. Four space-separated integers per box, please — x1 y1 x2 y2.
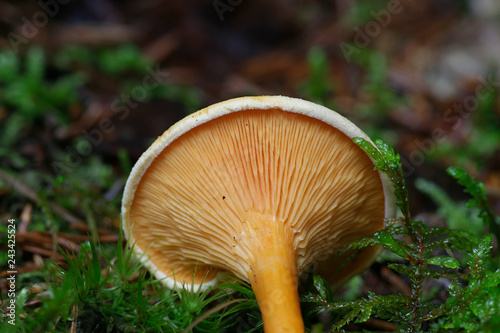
246 215 304 332
250 259 304 332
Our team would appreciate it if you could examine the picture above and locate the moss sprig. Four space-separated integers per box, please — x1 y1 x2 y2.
302 138 500 332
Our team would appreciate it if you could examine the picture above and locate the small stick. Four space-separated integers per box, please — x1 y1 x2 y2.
0 169 86 226
182 298 246 333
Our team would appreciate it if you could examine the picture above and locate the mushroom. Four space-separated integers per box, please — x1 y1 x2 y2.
121 96 397 332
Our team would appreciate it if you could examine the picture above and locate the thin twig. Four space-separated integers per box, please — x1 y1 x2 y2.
0 168 86 226
182 298 246 333
70 304 79 333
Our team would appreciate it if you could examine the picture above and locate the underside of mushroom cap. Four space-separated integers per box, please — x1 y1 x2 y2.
121 96 396 291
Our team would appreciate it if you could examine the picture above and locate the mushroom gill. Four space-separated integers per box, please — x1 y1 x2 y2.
122 96 396 333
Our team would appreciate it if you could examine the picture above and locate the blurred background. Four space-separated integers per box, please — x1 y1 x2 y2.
2 0 500 188
1 0 500 330
1 0 499 202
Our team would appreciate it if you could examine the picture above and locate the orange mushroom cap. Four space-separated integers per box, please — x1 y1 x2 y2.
121 96 397 332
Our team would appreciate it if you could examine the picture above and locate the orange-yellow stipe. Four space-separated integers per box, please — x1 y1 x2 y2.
246 211 304 332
